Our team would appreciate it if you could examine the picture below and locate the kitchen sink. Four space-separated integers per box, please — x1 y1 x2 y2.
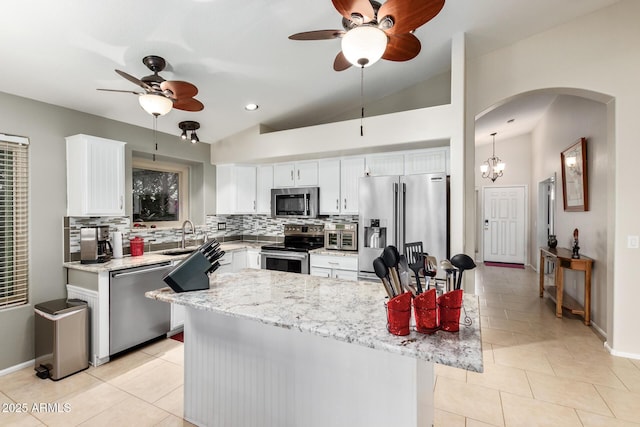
161 248 198 256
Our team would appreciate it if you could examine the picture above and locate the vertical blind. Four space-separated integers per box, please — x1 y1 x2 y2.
0 134 29 309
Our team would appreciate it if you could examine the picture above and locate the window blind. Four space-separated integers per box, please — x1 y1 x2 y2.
0 134 29 309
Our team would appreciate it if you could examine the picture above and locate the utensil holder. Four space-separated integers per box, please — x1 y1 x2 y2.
413 289 439 334
437 289 463 332
385 292 412 336
130 237 144 257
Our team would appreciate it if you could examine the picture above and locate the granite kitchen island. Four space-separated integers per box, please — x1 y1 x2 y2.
147 269 483 427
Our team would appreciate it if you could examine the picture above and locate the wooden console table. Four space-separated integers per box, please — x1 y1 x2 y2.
539 247 594 325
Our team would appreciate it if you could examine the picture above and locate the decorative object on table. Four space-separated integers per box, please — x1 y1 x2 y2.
437 289 464 332
163 239 225 292
385 292 412 336
572 228 580 259
561 137 589 211
449 253 477 290
480 132 506 182
413 289 439 334
547 234 558 249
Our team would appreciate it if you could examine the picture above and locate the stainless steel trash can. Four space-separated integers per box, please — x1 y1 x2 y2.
34 298 89 380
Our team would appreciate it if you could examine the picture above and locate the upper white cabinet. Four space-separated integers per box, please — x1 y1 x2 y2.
66 134 126 216
256 165 273 214
273 161 318 187
216 165 258 214
235 166 257 214
340 157 365 214
365 153 404 176
318 159 341 215
318 157 364 215
404 149 449 175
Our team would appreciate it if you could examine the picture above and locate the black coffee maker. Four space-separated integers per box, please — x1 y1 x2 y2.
80 226 113 264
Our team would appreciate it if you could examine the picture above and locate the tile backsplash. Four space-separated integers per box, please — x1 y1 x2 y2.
64 214 357 261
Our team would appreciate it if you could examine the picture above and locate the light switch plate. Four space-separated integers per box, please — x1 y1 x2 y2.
628 235 639 249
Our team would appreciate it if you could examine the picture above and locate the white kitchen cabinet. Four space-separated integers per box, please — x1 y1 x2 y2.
171 304 185 332
318 159 341 215
340 157 365 214
404 148 449 175
235 166 257 214
318 157 364 215
247 248 261 269
273 161 318 187
232 250 247 271
366 153 404 176
310 254 358 281
66 134 126 216
256 165 273 214
216 165 258 214
216 252 234 274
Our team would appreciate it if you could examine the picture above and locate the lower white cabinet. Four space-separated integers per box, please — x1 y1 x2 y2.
310 254 358 281
247 248 261 269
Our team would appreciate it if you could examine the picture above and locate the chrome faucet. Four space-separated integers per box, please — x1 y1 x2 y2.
181 220 195 249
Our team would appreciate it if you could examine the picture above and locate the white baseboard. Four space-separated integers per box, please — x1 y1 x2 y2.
0 359 34 377
590 321 607 340
604 342 640 360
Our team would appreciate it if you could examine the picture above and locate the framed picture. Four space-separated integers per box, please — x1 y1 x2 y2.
560 137 588 211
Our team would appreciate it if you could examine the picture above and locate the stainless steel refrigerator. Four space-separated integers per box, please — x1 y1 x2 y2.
358 173 449 280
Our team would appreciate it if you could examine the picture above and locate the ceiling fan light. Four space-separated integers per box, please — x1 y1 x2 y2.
138 94 172 116
180 129 188 140
190 131 199 144
341 26 388 67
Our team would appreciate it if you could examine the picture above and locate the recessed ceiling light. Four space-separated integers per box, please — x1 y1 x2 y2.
245 103 259 111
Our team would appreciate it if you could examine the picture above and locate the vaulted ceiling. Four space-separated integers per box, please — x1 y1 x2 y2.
0 0 619 144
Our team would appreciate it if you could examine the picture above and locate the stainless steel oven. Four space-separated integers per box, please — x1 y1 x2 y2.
260 224 324 275
324 223 358 251
260 250 309 274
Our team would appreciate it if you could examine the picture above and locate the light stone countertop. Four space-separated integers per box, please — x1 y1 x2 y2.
309 248 359 257
63 241 267 273
146 268 483 372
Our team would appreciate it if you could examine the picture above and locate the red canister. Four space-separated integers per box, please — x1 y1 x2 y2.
130 236 144 257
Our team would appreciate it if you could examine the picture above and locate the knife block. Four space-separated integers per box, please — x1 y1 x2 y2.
163 240 223 292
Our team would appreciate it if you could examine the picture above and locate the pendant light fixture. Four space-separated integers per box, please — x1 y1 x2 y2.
178 121 200 144
480 132 506 182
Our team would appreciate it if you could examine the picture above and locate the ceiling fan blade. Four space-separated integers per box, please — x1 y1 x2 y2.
96 88 143 95
115 69 152 91
289 30 345 40
382 33 421 62
160 80 198 99
173 98 204 112
331 0 375 23
378 0 445 35
333 51 352 71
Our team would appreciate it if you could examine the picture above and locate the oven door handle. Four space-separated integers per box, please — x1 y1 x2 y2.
261 251 308 261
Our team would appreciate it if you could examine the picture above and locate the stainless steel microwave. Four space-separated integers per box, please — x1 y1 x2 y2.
271 187 319 218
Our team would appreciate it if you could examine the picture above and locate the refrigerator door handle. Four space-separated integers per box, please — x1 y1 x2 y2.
394 182 399 248
401 182 407 250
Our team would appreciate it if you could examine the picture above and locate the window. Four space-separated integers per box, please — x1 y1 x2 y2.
0 134 29 309
132 158 189 228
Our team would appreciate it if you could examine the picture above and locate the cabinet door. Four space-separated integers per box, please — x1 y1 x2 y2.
232 250 247 271
340 157 365 214
247 249 261 269
66 134 125 216
318 159 341 215
216 165 235 214
295 161 318 186
235 166 257 213
366 153 404 176
273 163 295 187
405 149 448 175
333 269 359 281
256 165 273 214
310 267 332 278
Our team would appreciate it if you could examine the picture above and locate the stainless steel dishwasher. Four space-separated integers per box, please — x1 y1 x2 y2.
109 262 173 355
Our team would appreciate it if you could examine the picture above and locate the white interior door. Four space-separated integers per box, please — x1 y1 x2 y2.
483 186 526 264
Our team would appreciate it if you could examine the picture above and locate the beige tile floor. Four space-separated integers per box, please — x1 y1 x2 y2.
1 264 639 426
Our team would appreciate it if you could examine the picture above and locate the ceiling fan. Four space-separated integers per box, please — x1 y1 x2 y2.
289 0 445 71
97 55 204 115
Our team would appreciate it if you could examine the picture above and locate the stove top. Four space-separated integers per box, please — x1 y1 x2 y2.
261 224 324 253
